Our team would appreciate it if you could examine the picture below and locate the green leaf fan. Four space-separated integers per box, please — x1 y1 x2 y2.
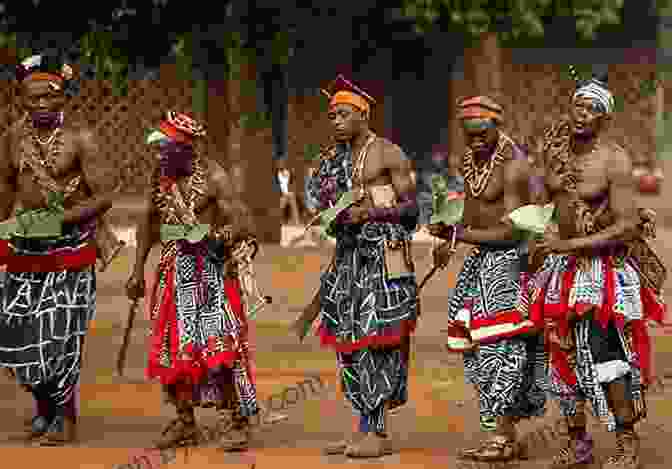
507 203 556 236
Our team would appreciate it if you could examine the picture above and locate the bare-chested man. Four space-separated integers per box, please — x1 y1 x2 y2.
0 53 116 445
125 111 261 451
304 75 419 458
527 73 667 469
428 96 546 463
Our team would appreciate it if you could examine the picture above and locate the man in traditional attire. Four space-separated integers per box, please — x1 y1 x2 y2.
428 96 546 462
304 75 419 458
0 52 118 444
529 73 667 469
125 111 260 451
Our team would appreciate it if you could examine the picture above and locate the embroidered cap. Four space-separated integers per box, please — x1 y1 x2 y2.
16 53 74 89
321 74 376 116
572 72 614 114
146 111 206 145
457 96 504 124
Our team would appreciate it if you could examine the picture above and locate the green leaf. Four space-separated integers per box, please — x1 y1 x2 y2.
304 143 321 161
507 203 555 235
13 208 63 239
640 78 657 97
160 224 211 242
520 11 544 36
430 198 464 225
613 95 625 113
599 8 621 25
318 191 358 231
576 18 597 40
146 129 168 145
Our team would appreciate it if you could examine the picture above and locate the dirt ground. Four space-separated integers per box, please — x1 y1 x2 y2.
4 191 672 468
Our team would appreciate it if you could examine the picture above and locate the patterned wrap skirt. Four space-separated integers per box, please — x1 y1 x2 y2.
316 222 418 414
448 244 547 421
527 252 665 430
0 229 96 408
146 239 257 416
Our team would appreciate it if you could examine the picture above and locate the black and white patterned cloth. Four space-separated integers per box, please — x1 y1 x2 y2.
449 245 547 422
0 230 95 408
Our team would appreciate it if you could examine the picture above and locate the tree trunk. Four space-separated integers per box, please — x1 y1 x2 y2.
655 79 664 166
237 60 282 244
473 32 503 98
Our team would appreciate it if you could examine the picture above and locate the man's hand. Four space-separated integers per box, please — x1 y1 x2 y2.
432 241 456 268
348 206 370 224
125 270 145 301
535 230 575 257
427 223 451 239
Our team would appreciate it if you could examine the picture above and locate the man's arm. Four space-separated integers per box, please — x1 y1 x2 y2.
211 160 255 241
64 128 113 224
568 148 639 250
365 142 419 224
0 130 16 221
459 154 530 244
132 188 160 275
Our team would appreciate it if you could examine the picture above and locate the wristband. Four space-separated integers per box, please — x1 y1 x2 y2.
366 192 418 224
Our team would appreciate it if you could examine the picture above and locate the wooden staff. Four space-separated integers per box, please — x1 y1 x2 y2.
116 298 140 377
418 225 458 294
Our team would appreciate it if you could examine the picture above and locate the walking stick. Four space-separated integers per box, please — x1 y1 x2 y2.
116 298 140 377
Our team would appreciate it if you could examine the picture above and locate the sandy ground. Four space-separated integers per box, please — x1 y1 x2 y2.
3 192 672 468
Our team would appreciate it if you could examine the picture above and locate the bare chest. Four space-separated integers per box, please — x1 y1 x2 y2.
154 165 215 224
463 161 506 202
12 131 79 177
546 149 609 199
11 132 86 210
353 149 388 188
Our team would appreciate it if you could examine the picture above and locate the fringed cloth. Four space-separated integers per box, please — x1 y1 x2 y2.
448 245 547 421
146 239 258 416
527 252 666 430
0 226 96 416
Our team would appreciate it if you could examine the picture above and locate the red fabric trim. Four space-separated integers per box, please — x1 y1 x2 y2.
146 265 243 387
538 255 663 388
641 287 667 325
598 257 616 329
476 325 537 345
0 239 9 264
318 319 417 353
159 121 192 143
549 342 577 386
222 278 256 386
529 286 545 328
223 279 243 317
471 310 522 329
630 319 652 385
5 245 97 272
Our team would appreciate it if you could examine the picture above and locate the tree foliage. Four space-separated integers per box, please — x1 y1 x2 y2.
398 0 625 41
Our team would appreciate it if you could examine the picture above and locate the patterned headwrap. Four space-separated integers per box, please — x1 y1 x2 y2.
146 111 206 145
571 69 614 114
457 96 503 126
321 74 376 117
16 53 74 93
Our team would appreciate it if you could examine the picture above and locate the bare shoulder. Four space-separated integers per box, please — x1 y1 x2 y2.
503 140 530 183
603 141 631 177
2 121 23 170
205 157 229 179
67 121 93 140
205 157 233 195
376 137 406 168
